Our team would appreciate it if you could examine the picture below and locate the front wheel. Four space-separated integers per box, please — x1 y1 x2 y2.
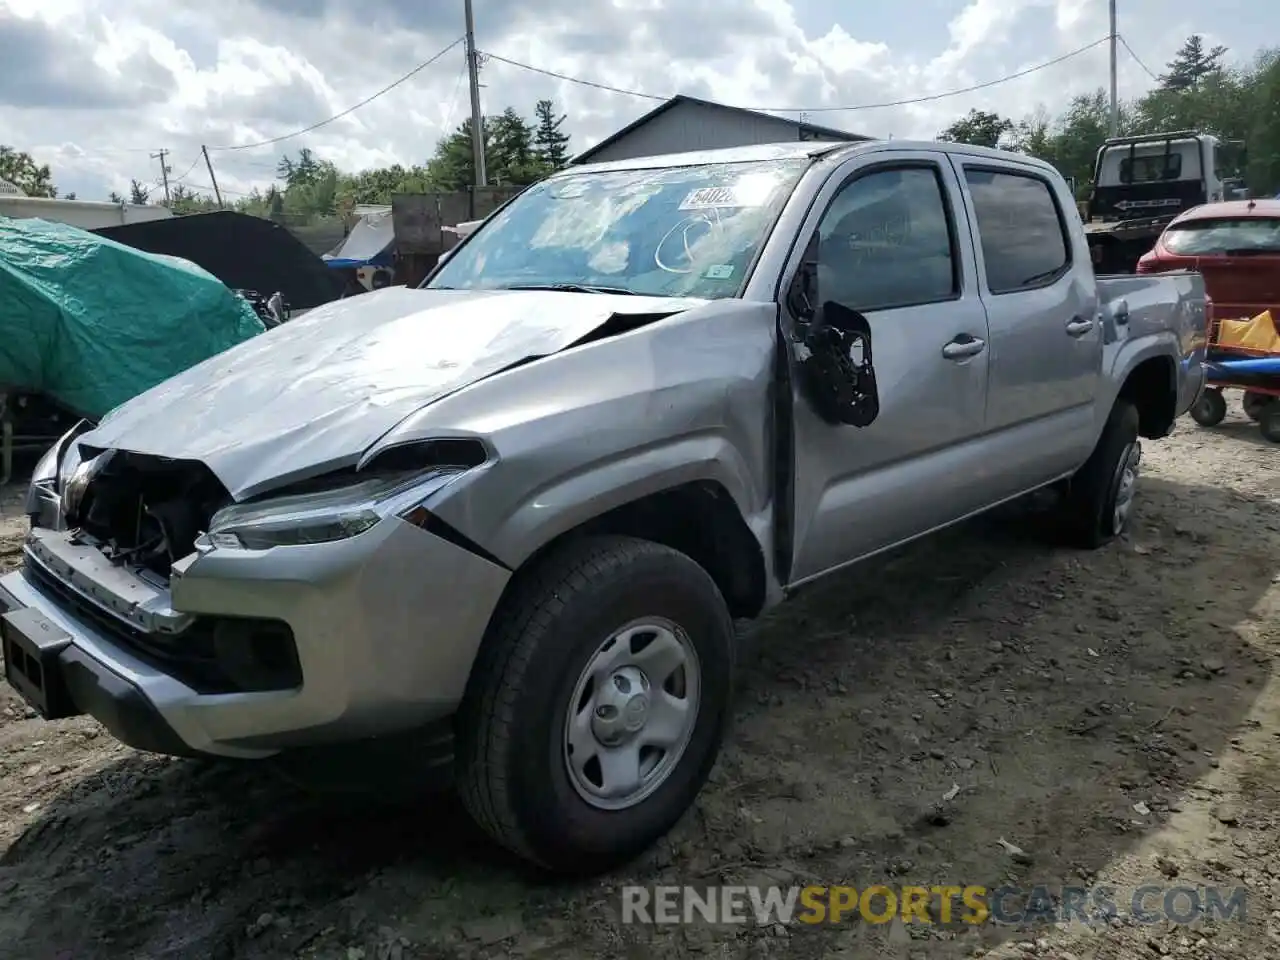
1190 388 1228 427
456 535 734 875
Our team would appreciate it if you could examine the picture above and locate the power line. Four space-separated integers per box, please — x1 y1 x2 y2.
479 51 664 102
207 36 464 151
480 36 1111 114
1118 35 1161 82
440 58 469 135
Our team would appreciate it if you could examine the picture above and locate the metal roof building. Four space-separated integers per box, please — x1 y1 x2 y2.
571 94 870 165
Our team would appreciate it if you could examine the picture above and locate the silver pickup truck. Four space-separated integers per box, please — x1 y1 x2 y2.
1 140 1205 875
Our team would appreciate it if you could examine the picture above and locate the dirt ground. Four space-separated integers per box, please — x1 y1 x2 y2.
1 403 1277 960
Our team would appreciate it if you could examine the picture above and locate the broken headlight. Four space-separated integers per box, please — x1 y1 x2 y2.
25 424 87 529
203 467 469 550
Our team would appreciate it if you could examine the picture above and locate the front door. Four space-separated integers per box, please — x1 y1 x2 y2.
781 152 993 585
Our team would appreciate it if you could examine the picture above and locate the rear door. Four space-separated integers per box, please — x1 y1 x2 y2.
780 151 994 585
951 160 1102 491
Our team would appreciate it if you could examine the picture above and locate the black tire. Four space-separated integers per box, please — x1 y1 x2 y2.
456 535 735 875
1059 400 1141 549
1243 391 1270 423
1260 402 1280 444
1189 388 1227 427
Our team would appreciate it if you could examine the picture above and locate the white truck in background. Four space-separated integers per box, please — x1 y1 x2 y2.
1084 130 1248 273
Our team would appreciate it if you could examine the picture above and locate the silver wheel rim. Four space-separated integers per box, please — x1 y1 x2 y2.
1111 440 1141 534
563 617 701 811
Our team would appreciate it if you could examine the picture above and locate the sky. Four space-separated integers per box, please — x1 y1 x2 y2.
0 0 1268 203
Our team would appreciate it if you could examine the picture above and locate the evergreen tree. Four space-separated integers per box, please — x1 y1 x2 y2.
1161 35 1228 92
534 99 571 169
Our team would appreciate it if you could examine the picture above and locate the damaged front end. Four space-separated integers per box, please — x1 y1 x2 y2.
25 445 303 695
64 449 231 583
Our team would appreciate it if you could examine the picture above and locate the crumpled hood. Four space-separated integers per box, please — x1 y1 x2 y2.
81 286 702 499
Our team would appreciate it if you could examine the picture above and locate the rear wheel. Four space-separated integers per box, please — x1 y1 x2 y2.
1189 388 1227 427
456 535 734 875
1260 402 1280 444
1242 391 1271 423
1059 400 1141 549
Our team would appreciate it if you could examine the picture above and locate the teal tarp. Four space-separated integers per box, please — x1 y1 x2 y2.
0 216 265 420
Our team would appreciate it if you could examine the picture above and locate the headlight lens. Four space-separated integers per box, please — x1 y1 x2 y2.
204 467 467 550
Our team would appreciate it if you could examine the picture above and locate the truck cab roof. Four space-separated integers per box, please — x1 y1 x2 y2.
559 139 1065 178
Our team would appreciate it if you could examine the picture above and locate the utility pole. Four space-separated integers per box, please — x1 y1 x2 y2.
151 149 171 205
464 0 487 191
201 145 225 209
1108 0 1119 138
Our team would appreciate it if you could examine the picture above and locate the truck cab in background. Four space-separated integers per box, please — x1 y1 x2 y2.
1084 130 1247 274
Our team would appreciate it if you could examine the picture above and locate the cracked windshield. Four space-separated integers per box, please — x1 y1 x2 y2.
427 158 809 298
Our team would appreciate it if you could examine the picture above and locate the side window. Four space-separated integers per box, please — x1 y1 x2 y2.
812 166 958 313
964 168 1070 295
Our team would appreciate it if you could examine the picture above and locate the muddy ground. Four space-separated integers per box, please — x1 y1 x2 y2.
1 404 1277 960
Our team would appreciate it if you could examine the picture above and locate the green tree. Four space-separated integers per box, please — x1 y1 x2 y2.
277 148 324 188
1007 107 1054 159
165 184 219 215
128 178 151 205
534 99 571 169
427 116 491 190
108 190 124 203
937 109 1014 148
336 163 435 207
0 146 56 197
488 107 544 185
1161 35 1228 92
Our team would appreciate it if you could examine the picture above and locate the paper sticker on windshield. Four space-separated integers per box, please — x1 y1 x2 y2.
704 264 735 280
680 186 759 210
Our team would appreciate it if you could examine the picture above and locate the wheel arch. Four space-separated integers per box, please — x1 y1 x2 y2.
1116 353 1178 439
488 480 770 627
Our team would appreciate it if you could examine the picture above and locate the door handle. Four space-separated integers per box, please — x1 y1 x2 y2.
941 335 986 360
1066 316 1095 336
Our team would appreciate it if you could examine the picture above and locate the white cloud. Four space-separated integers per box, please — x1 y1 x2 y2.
0 0 1270 201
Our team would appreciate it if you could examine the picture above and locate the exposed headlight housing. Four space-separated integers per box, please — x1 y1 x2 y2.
25 422 89 529
203 466 470 551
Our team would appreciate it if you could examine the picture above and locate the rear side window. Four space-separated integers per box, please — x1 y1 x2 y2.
1163 218 1280 255
964 168 1070 295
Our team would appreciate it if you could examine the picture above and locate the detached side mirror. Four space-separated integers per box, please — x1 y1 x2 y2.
796 299 880 429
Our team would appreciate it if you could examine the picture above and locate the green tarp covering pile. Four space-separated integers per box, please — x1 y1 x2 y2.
0 216 265 420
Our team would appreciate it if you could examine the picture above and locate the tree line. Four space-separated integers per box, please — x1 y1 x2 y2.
936 36 1280 197
1 98 573 222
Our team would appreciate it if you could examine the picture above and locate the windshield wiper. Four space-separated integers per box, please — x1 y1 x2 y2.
501 282 639 295
1221 248 1280 257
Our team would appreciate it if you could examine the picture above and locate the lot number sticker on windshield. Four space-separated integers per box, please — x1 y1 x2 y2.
680 186 756 210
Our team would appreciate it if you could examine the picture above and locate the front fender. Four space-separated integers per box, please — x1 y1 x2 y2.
393 300 780 571
466 433 766 569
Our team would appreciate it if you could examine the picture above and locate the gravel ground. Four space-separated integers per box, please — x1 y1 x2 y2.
0 401 1277 960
